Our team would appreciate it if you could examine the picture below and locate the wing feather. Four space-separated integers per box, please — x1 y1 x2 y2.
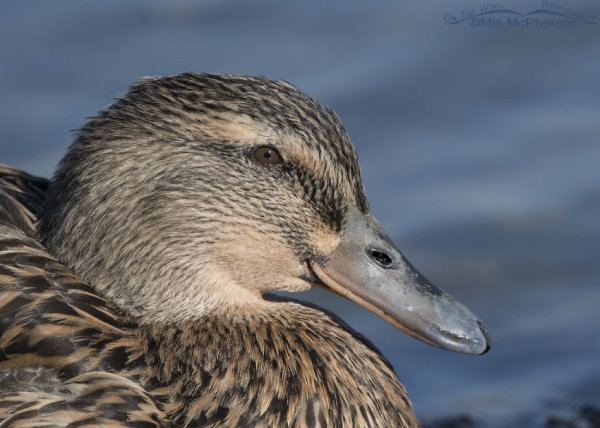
0 371 166 427
0 165 166 427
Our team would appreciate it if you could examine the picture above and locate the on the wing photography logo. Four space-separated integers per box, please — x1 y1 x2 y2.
444 1 596 28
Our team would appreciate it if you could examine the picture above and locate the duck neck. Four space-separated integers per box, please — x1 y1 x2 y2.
131 296 417 427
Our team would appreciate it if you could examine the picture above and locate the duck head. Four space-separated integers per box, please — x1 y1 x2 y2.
39 73 490 355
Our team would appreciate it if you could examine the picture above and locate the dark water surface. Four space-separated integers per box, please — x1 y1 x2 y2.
1 1 599 426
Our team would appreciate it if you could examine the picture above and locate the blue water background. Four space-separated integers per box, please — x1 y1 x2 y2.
1 1 599 425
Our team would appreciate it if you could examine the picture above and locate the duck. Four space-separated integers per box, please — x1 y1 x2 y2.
0 73 491 427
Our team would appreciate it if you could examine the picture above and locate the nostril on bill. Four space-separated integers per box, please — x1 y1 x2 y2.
369 249 394 268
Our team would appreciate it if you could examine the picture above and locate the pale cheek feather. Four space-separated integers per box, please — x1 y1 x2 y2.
214 227 312 293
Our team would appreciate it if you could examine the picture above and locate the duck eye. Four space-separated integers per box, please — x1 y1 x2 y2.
253 146 281 165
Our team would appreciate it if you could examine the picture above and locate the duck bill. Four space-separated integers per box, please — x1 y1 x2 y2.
310 205 491 355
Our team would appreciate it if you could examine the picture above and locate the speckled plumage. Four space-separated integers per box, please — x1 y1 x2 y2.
0 74 420 427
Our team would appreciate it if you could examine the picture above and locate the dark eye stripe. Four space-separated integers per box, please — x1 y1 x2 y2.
254 146 282 165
